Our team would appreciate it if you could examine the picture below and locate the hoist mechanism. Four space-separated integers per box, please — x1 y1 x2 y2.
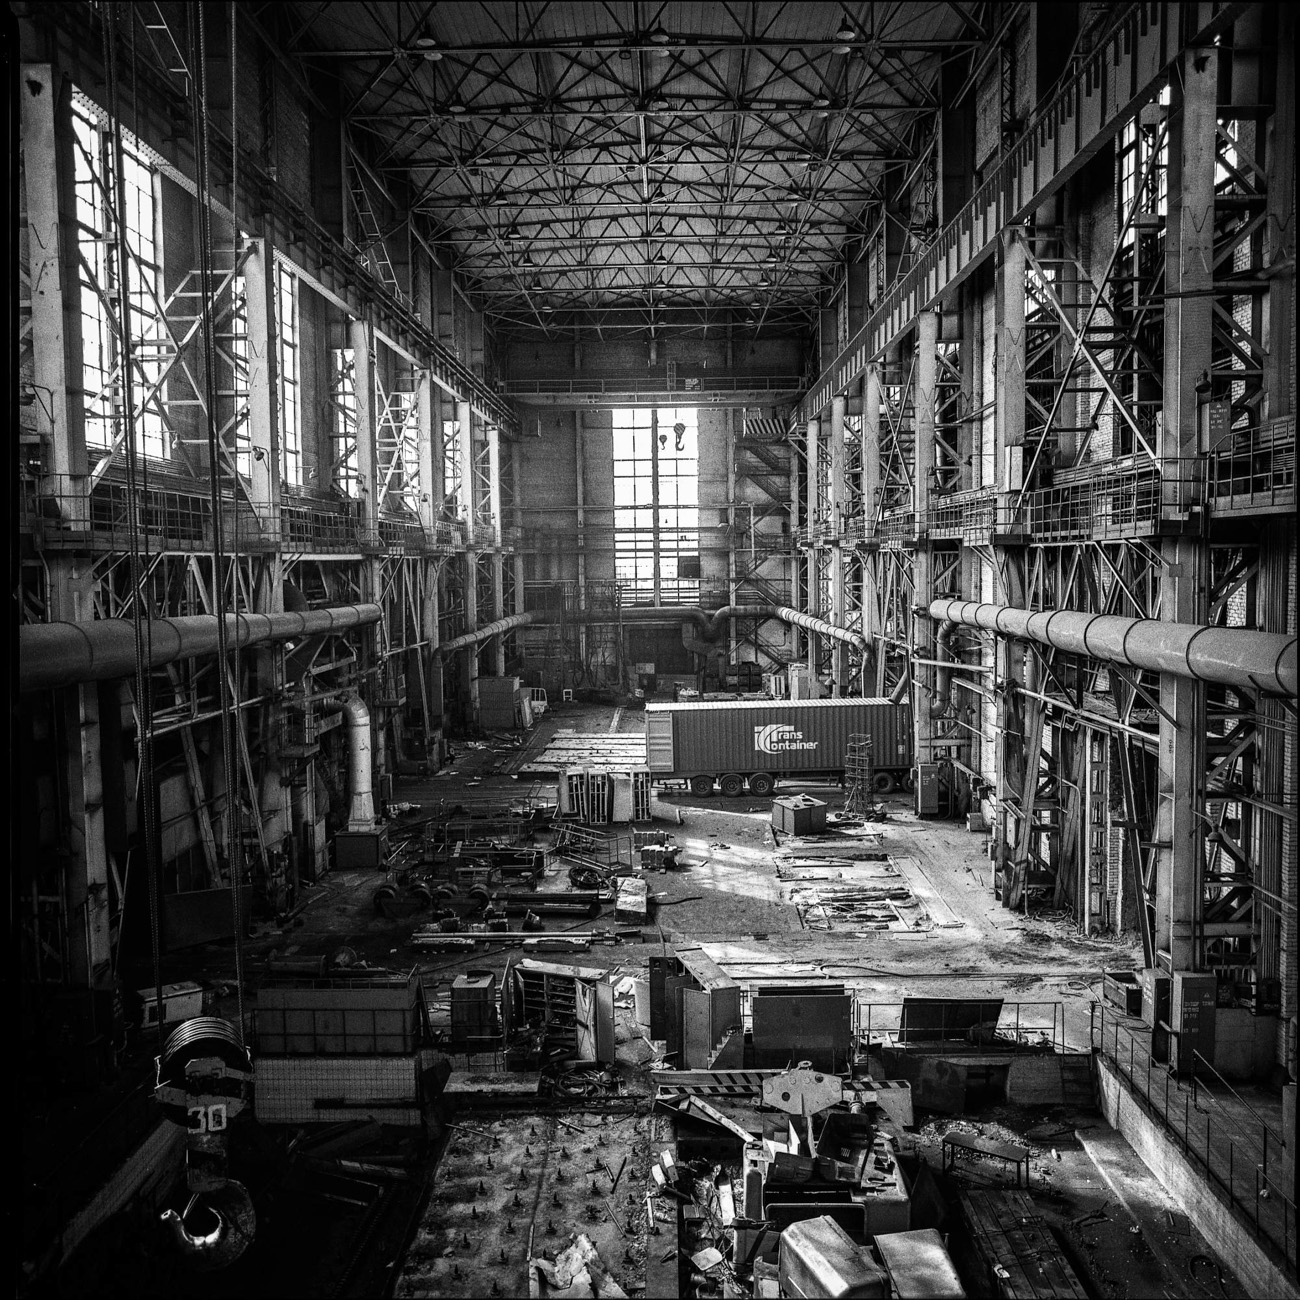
154 1017 256 1269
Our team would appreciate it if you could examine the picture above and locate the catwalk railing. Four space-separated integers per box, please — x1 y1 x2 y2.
22 474 475 556
1091 1001 1297 1278
1209 416 1296 514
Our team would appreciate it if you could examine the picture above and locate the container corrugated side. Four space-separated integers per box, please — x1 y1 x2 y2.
666 699 883 774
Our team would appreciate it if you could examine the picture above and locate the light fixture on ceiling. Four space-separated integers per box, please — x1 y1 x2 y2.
648 98 670 113
619 48 632 60
812 97 831 109
448 101 467 114
832 23 855 55
414 35 443 61
648 27 671 44
540 303 554 313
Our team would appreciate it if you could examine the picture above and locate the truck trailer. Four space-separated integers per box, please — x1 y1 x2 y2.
644 697 912 796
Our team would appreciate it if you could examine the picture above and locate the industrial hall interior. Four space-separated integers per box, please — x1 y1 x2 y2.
12 1 1299 1298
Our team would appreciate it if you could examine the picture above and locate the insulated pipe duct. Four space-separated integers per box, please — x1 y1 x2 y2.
929 600 1298 698
436 611 540 657
577 604 866 649
341 695 377 831
931 621 958 716
19 605 382 693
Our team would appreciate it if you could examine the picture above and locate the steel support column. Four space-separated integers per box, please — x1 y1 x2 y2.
829 395 848 693
1155 47 1217 973
912 312 938 765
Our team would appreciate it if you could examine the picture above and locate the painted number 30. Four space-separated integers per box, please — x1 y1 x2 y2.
187 1104 228 1132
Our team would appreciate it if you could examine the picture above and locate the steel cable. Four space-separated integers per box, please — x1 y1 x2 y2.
191 1 246 1040
105 1 164 1055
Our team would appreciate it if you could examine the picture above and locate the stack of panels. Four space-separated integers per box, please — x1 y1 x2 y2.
253 1055 423 1126
587 771 610 823
256 983 417 1055
632 769 652 821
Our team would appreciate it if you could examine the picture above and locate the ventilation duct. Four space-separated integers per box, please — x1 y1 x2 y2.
928 600 1297 698
19 605 382 693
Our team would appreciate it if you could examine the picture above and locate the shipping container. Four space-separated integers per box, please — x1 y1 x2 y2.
644 698 910 795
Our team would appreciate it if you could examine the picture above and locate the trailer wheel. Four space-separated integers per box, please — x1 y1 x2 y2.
690 775 714 795
719 773 745 798
871 772 896 795
903 771 916 792
748 772 775 797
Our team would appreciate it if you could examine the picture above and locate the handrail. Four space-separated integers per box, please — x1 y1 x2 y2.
1092 1001 1298 1277
1190 1048 1281 1143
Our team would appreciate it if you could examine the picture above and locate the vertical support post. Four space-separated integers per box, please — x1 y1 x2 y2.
416 369 435 535
487 423 505 675
789 419 802 662
1156 48 1216 974
913 313 939 770
349 317 379 548
805 417 820 673
862 368 882 688
65 683 112 987
244 240 282 545
23 66 86 522
829 395 848 694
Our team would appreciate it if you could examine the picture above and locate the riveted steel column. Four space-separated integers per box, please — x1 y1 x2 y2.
1156 47 1217 974
830 395 848 694
994 226 1028 894
862 368 882 688
488 422 505 674
913 312 939 768
805 417 820 674
65 683 112 986
457 399 478 719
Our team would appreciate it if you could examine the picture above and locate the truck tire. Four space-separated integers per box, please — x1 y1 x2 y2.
719 773 745 798
872 772 896 795
748 772 775 797
690 775 713 795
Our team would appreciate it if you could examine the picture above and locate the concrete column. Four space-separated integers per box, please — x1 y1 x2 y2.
416 369 435 534
912 313 939 765
1154 48 1217 973
820 309 838 375
1264 5 1294 422
829 395 848 693
464 551 479 724
245 240 283 537
23 66 86 517
456 399 474 524
64 683 112 987
847 262 869 340
994 227 1027 479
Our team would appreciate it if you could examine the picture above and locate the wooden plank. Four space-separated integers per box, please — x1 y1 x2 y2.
960 1191 1035 1299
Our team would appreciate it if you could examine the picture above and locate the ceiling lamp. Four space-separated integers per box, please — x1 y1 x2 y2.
448 101 467 114
648 27 671 44
811 97 831 109
648 98 670 113
414 35 443 61
540 303 554 313
832 24 855 55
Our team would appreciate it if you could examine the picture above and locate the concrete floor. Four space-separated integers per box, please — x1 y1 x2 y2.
172 695 1259 1298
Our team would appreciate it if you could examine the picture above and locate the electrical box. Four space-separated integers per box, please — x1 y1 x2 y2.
772 795 828 836
915 764 941 816
138 981 204 1028
334 827 389 870
1170 971 1218 1074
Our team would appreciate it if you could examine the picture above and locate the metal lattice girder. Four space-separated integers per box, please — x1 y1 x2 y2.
801 3 1243 423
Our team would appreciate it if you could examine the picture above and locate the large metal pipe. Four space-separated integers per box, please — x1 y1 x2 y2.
929 600 1298 698
436 611 540 656
19 605 382 693
931 620 958 716
340 695 377 831
573 604 866 648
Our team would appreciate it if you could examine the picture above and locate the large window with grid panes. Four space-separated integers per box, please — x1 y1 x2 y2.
612 407 699 605
71 99 168 460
